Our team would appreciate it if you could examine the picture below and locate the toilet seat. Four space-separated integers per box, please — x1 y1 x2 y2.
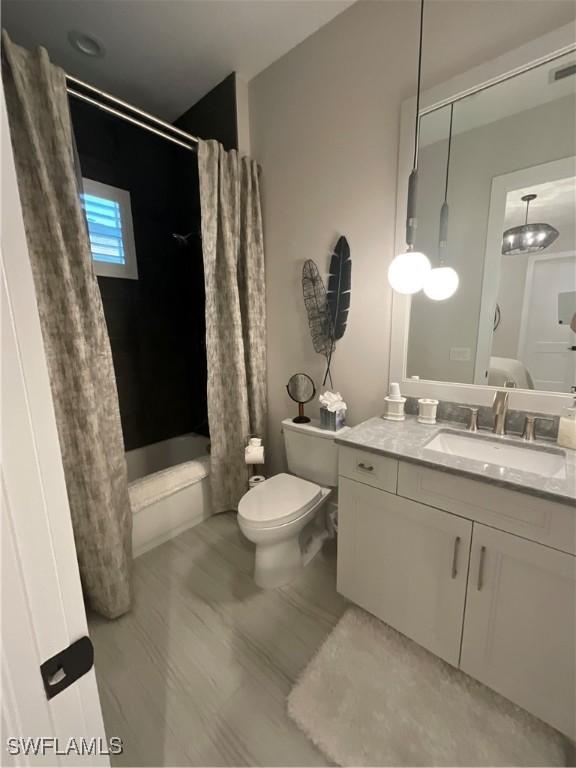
238 473 323 529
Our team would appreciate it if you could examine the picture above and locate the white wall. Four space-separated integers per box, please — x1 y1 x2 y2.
235 75 252 156
249 0 576 474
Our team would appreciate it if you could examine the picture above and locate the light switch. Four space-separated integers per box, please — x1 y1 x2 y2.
450 347 471 362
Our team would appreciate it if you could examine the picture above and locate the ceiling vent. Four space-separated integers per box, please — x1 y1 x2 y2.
550 62 576 83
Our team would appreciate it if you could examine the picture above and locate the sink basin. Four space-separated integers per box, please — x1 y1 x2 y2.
424 431 566 479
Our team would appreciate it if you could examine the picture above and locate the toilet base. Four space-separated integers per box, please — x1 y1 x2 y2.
302 527 331 567
239 487 332 589
254 515 332 588
254 537 303 589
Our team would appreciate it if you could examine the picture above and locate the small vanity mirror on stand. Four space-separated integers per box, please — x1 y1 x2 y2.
286 373 316 423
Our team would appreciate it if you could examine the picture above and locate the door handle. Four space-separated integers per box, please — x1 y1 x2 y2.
451 536 461 578
47 668 67 686
357 462 374 472
40 636 94 700
477 546 487 591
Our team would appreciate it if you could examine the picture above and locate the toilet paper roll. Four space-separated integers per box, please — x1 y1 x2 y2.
245 445 265 464
249 475 266 488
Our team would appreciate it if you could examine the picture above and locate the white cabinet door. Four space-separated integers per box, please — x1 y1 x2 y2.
337 478 472 666
461 524 576 738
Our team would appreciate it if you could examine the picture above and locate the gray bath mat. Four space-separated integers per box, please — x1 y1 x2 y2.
287 607 569 766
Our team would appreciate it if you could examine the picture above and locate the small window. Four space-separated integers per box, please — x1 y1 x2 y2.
81 178 138 279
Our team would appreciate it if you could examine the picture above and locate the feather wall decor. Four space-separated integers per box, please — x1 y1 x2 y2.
302 236 352 388
302 259 334 388
324 236 351 384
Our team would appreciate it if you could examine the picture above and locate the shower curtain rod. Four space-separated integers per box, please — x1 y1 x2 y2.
65 74 199 151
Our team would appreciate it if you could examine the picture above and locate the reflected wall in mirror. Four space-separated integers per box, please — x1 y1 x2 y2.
406 50 576 394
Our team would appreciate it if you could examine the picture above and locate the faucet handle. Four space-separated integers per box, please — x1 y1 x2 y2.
522 415 555 442
458 406 479 432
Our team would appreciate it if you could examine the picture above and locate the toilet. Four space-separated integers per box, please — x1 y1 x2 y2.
238 418 346 588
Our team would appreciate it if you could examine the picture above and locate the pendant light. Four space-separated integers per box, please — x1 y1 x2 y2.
501 193 559 255
423 103 459 300
387 0 431 295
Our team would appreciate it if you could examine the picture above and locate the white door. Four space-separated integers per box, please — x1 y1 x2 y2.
337 478 472 666
518 252 576 392
1 86 109 765
461 524 576 739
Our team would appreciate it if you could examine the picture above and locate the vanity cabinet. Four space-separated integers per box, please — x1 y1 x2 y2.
338 445 398 493
338 477 472 666
337 454 576 738
461 524 576 739
397 461 576 556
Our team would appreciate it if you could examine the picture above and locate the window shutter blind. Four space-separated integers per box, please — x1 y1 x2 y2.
81 193 126 266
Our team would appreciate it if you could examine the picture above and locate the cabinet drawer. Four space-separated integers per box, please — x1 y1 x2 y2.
339 446 397 492
398 461 576 555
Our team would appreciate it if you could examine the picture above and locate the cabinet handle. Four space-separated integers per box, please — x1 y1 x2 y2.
477 546 487 591
451 536 461 579
357 462 374 472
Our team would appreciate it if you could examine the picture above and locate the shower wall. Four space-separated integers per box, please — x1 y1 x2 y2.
70 75 238 450
176 73 238 151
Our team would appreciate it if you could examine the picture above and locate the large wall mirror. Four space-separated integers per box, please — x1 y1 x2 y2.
404 47 576 397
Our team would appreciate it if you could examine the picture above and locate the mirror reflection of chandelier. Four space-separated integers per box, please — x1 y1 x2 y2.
501 193 559 255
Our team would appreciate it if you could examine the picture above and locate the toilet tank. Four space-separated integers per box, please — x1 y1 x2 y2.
282 418 348 487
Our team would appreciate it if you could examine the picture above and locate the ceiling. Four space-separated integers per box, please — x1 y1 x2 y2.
1 0 354 119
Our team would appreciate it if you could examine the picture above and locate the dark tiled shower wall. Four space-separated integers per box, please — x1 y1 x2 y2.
69 75 238 451
175 73 238 150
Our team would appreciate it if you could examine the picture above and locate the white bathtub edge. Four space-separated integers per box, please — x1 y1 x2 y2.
132 475 212 558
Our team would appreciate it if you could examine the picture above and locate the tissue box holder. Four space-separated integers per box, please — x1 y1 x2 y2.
320 407 346 431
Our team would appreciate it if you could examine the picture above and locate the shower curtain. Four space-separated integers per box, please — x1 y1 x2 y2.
2 32 132 619
198 140 267 513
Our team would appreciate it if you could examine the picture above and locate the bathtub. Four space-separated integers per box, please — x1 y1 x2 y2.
126 433 212 557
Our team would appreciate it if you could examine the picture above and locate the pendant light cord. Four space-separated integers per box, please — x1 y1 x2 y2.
412 0 425 171
443 103 454 202
525 198 530 225
405 0 426 249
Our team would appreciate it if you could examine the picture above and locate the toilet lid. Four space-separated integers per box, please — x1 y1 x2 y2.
238 473 323 527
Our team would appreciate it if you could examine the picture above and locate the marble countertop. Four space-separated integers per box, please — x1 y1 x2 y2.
335 416 576 504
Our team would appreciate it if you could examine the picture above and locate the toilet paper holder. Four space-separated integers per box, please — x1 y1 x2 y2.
245 436 265 465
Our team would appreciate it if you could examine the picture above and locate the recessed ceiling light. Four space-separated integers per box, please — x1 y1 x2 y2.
68 30 105 58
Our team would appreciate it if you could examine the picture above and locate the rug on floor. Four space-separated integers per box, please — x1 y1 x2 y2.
287 606 569 767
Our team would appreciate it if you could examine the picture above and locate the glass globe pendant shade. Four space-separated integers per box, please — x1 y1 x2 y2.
388 250 431 294
501 222 559 255
423 265 459 301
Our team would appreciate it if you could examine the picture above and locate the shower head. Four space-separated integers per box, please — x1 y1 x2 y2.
172 232 193 246
172 228 202 246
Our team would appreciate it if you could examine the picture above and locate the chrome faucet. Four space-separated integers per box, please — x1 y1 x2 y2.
492 390 510 435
